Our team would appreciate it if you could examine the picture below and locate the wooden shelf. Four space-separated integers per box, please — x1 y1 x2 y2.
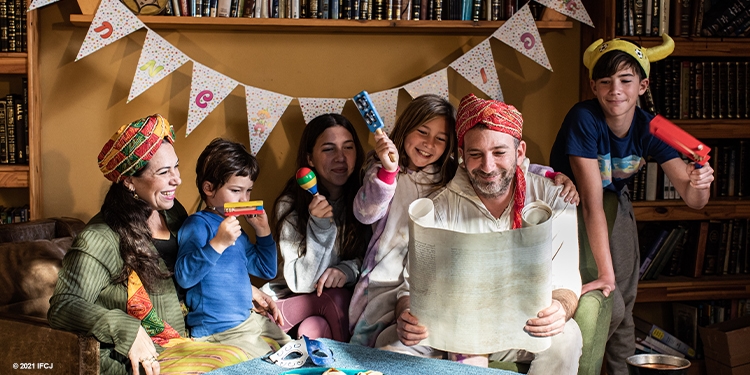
637 275 750 303
633 199 750 221
0 165 29 188
614 36 750 57
68 14 573 34
0 53 28 74
674 120 750 139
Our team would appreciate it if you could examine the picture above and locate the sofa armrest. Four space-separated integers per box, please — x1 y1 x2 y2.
53 217 87 239
573 290 613 375
0 313 99 375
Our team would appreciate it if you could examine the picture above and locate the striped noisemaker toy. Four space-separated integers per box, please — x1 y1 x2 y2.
296 167 318 195
223 201 264 216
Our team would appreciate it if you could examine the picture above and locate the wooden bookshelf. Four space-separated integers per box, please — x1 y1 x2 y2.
675 120 750 139
0 10 42 220
69 15 573 34
637 275 750 303
633 200 750 221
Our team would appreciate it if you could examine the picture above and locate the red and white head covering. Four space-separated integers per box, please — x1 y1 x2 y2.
456 93 526 229
98 114 176 183
456 93 523 148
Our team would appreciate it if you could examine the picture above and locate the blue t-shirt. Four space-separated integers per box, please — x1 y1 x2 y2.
550 99 679 193
175 210 277 337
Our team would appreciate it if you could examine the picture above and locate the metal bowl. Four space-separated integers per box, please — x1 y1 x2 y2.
626 354 691 375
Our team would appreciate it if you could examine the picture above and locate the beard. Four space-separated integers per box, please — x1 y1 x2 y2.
468 165 515 199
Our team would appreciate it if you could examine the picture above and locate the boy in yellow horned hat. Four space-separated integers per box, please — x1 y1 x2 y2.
549 35 714 375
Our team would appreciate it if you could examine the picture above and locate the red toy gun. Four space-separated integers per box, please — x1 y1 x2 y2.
649 115 711 168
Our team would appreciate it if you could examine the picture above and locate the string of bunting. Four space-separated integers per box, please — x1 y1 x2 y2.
30 0 592 155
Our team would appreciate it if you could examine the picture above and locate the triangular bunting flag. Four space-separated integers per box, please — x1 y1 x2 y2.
534 0 593 27
449 39 504 102
298 98 348 124
245 86 293 155
28 0 61 11
403 69 449 100
76 0 145 61
186 62 239 136
368 88 400 135
492 4 553 71
128 30 190 102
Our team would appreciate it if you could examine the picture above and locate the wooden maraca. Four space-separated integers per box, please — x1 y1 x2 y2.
296 167 318 195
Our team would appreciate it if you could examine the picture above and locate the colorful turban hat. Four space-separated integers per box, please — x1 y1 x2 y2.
583 33 674 78
456 93 523 148
98 114 176 183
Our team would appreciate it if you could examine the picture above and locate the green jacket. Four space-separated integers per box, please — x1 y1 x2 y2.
48 200 188 375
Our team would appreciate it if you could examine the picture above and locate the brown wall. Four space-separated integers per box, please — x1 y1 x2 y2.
39 3 581 221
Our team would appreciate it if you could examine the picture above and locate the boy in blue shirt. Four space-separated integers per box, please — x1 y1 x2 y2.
550 34 714 375
176 138 291 358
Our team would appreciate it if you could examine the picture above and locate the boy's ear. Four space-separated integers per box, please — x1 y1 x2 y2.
589 79 597 94
201 181 215 196
638 78 650 95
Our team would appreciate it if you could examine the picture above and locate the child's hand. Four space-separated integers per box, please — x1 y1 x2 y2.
308 194 333 219
553 173 580 205
687 162 714 190
245 210 271 237
374 131 399 172
314 268 346 296
210 216 241 254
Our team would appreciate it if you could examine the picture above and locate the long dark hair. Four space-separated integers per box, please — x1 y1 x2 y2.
273 114 367 261
102 169 171 292
382 94 459 192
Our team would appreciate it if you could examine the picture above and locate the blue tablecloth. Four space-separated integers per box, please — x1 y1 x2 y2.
209 339 518 375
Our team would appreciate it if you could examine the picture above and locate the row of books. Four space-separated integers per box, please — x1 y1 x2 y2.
627 159 685 202
649 58 750 120
636 299 750 360
0 90 28 165
0 0 27 53
617 0 750 37
638 219 750 280
709 140 750 199
0 205 29 224
638 222 689 280
158 0 545 20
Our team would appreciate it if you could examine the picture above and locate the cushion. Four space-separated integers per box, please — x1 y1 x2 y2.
0 237 74 317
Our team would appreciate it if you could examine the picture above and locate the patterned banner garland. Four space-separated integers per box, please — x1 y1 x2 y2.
186 62 240 135
449 38 504 102
76 0 145 61
534 0 593 27
492 4 552 71
60 0 595 152
128 30 190 102
245 86 293 155
28 0 61 11
403 69 450 101
298 98 348 124
368 88 400 135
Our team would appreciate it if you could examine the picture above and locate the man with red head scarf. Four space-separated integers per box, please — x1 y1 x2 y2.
388 94 583 374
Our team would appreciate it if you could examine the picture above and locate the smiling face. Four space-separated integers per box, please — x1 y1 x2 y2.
403 116 448 170
124 142 181 211
307 125 357 198
591 65 649 121
204 174 254 209
460 126 525 199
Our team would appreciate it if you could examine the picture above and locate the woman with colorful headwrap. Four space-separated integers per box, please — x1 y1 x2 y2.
48 115 247 375
550 35 714 375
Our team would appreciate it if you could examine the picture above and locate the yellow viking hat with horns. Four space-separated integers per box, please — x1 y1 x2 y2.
583 33 675 78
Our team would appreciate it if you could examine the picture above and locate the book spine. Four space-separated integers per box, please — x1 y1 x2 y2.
644 0 652 35
0 0 7 53
6 0 13 52
639 229 669 278
702 0 748 36
739 140 749 197
14 100 23 164
5 95 14 164
645 161 658 201
680 60 690 119
649 325 696 357
410 0 419 19
672 0 682 36
640 335 685 357
0 100 6 164
694 60 703 119
692 0 705 36
633 0 644 35
218 0 232 16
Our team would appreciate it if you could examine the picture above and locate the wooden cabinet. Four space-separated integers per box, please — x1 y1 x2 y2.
581 0 750 314
0 8 41 220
